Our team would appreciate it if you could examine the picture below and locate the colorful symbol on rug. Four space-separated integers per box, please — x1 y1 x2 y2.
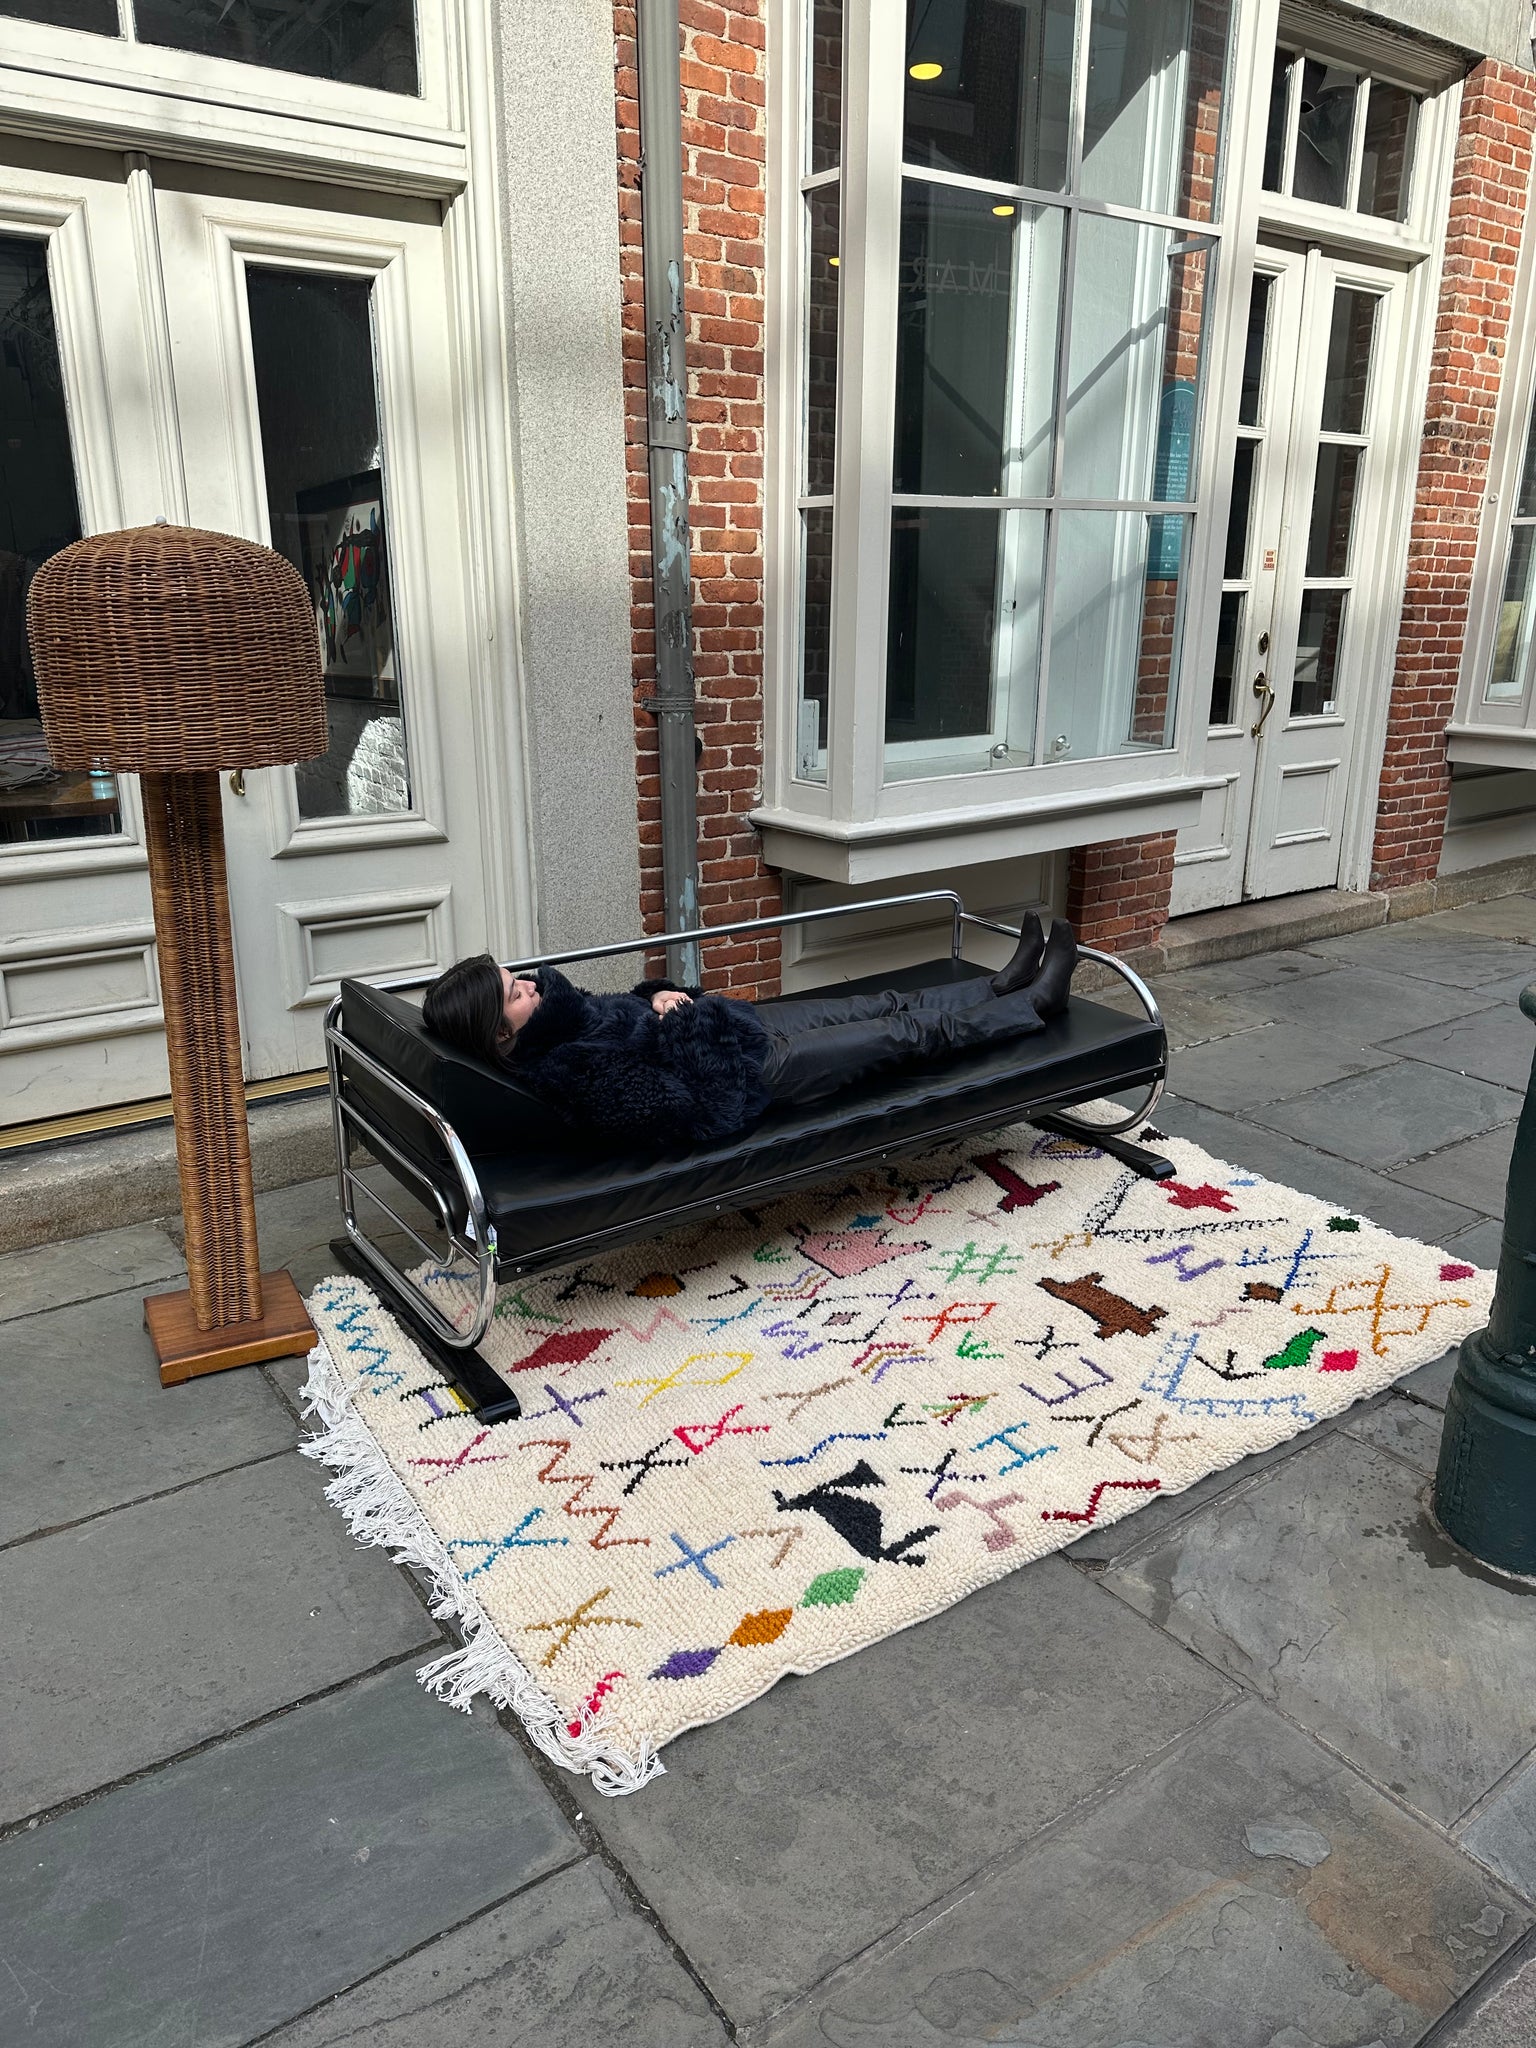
767 1376 857 1422
930 1242 1026 1285
1262 1328 1329 1372
400 1379 474 1428
970 1420 1059 1476
1320 1350 1358 1372
801 1567 865 1608
975 1153 1061 1212
903 1301 997 1345
1106 1413 1199 1464
851 1343 930 1384
673 1403 771 1455
408 1429 510 1487
1146 1245 1227 1282
798 1229 930 1277
729 1608 794 1647
1291 1261 1477 1358
650 1647 721 1681
1327 1217 1361 1232
492 1287 564 1325
521 1382 609 1427
447 1507 569 1578
612 1306 693 1344
899 1446 990 1499
630 1272 684 1297
326 1292 408 1394
1054 1396 1143 1449
1164 1182 1238 1213
753 1243 791 1264
1019 1353 1114 1408
739 1525 805 1569
566 1669 625 1736
523 1439 650 1550
524 1587 644 1668
924 1390 997 1426
1441 1262 1477 1282
772 1461 939 1566
882 1401 927 1428
1042 1477 1162 1525
1143 1332 1319 1423
956 1328 1004 1361
1037 1274 1167 1341
600 1436 692 1497
655 1531 739 1589
760 1431 888 1468
1243 1282 1285 1303
933 1488 1030 1551
507 1326 616 1375
615 1352 750 1407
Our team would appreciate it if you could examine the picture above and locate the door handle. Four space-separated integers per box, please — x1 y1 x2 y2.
229 769 246 796
1250 671 1276 738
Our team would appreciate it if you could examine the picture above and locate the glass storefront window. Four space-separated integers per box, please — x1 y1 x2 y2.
1263 50 1419 222
0 235 120 848
246 267 413 821
1486 405 1536 707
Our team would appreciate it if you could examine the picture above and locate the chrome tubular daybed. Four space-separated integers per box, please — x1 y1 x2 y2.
322 890 1171 1423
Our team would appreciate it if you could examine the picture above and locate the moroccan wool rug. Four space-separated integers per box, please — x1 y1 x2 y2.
301 1115 1493 1794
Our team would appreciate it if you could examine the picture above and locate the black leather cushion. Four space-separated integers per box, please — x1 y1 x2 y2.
338 959 1164 1267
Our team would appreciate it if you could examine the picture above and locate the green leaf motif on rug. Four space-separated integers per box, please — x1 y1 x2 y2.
956 1329 1003 1360
801 1567 865 1609
1262 1327 1329 1371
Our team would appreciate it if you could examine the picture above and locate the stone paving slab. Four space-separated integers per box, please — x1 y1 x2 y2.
262 1858 730 2048
0 1220 184 1319
1392 1124 1518 1217
0 1665 576 2048
0 1286 297 1547
1381 1004 1536 1092
1161 948 1336 995
1308 926 1533 988
1150 1096 1483 1241
760 1696 1529 2048
584 1555 1232 2031
1339 1390 1444 1474
1241 963 1499 1043
1420 896 1536 940
1422 1933 1536 2046
2 1452 438 1826
1103 1429 1536 1828
1249 1060 1523 1170
1096 983 1269 1049
1166 1019 1395 1113
1460 1757 1536 1904
1397 1345 1461 1411
1442 1216 1508 1267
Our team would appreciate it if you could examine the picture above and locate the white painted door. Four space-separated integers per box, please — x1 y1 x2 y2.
154 166 490 1079
1172 243 1405 912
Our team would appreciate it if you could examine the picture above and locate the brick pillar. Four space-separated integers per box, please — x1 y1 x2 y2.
614 0 783 997
1370 61 1536 893
1065 833 1177 954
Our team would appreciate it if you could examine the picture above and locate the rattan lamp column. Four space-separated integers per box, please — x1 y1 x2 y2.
28 526 328 1385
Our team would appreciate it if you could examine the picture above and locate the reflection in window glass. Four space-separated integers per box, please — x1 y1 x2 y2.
894 184 1062 499
1358 79 1416 221
0 0 116 32
134 0 417 92
1081 0 1200 216
808 0 843 175
1292 588 1346 716
0 237 120 847
1261 48 1291 191
246 268 411 821
1321 290 1377 435
1516 405 1536 520
798 509 834 776
1046 511 1187 757
1486 525 1536 706
1224 438 1256 579
1238 273 1271 427
1292 58 1357 209
1209 589 1242 726
804 187 840 497
903 0 1074 192
1306 444 1361 578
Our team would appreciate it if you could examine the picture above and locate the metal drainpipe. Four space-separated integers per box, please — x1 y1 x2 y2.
637 0 703 988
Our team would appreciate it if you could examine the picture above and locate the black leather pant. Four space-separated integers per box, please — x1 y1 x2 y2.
756 979 1045 1107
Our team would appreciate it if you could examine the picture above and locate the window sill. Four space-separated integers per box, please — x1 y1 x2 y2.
751 775 1218 884
1445 724 1536 771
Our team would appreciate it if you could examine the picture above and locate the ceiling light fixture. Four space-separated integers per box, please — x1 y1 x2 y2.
909 60 943 80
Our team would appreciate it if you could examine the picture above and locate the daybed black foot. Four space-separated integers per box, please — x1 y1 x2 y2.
327 1237 522 1423
1032 1114 1176 1181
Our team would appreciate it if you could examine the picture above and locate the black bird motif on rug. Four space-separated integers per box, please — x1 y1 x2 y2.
772 1460 938 1566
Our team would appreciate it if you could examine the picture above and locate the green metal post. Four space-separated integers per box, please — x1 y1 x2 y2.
1433 982 1536 1574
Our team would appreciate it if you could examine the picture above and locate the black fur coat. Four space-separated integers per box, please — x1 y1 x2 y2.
507 966 773 1148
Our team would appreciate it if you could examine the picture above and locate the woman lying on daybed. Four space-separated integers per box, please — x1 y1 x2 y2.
420 914 1078 1151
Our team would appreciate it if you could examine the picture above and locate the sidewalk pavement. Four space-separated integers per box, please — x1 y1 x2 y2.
4 896 1536 2046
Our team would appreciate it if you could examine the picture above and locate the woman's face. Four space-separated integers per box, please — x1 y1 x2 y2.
499 969 541 1039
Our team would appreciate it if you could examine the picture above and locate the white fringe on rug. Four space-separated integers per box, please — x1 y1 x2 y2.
299 1338 664 1795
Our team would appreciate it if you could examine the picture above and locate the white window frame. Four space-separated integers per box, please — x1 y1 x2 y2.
759 0 1273 886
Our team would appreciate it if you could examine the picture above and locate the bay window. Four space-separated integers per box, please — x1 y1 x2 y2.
765 0 1248 882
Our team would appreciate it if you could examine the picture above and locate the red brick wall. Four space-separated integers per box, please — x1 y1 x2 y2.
1370 59 1536 891
1066 832 1178 953
614 0 782 996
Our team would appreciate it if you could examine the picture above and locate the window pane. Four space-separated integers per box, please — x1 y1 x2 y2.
246 269 411 821
0 237 120 849
1238 273 1271 427
1306 444 1361 577
804 187 840 496
1062 218 1210 503
1224 439 1257 578
902 0 1074 192
884 507 1045 778
1262 48 1291 191
894 183 1063 498
134 0 418 92
1291 588 1346 716
1486 525 1536 705
1209 588 1242 726
1321 290 1377 435
808 0 843 174
1081 0 1232 222
798 508 834 777
1358 78 1416 221
1045 510 1186 759
1516 405 1536 519
1292 58 1357 209
0 0 116 32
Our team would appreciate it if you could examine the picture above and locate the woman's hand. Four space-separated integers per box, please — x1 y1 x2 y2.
651 990 693 1017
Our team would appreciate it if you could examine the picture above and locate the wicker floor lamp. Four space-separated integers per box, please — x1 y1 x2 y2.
28 526 328 1385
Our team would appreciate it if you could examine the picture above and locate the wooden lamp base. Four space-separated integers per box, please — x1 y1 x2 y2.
146 1269 317 1387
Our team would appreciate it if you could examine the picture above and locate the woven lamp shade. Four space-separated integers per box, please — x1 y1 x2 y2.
27 524 325 772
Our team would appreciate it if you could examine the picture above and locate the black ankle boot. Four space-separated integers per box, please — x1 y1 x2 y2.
990 910 1045 997
1024 920 1078 1019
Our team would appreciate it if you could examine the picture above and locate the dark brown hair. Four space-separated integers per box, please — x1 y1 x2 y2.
422 953 512 1067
